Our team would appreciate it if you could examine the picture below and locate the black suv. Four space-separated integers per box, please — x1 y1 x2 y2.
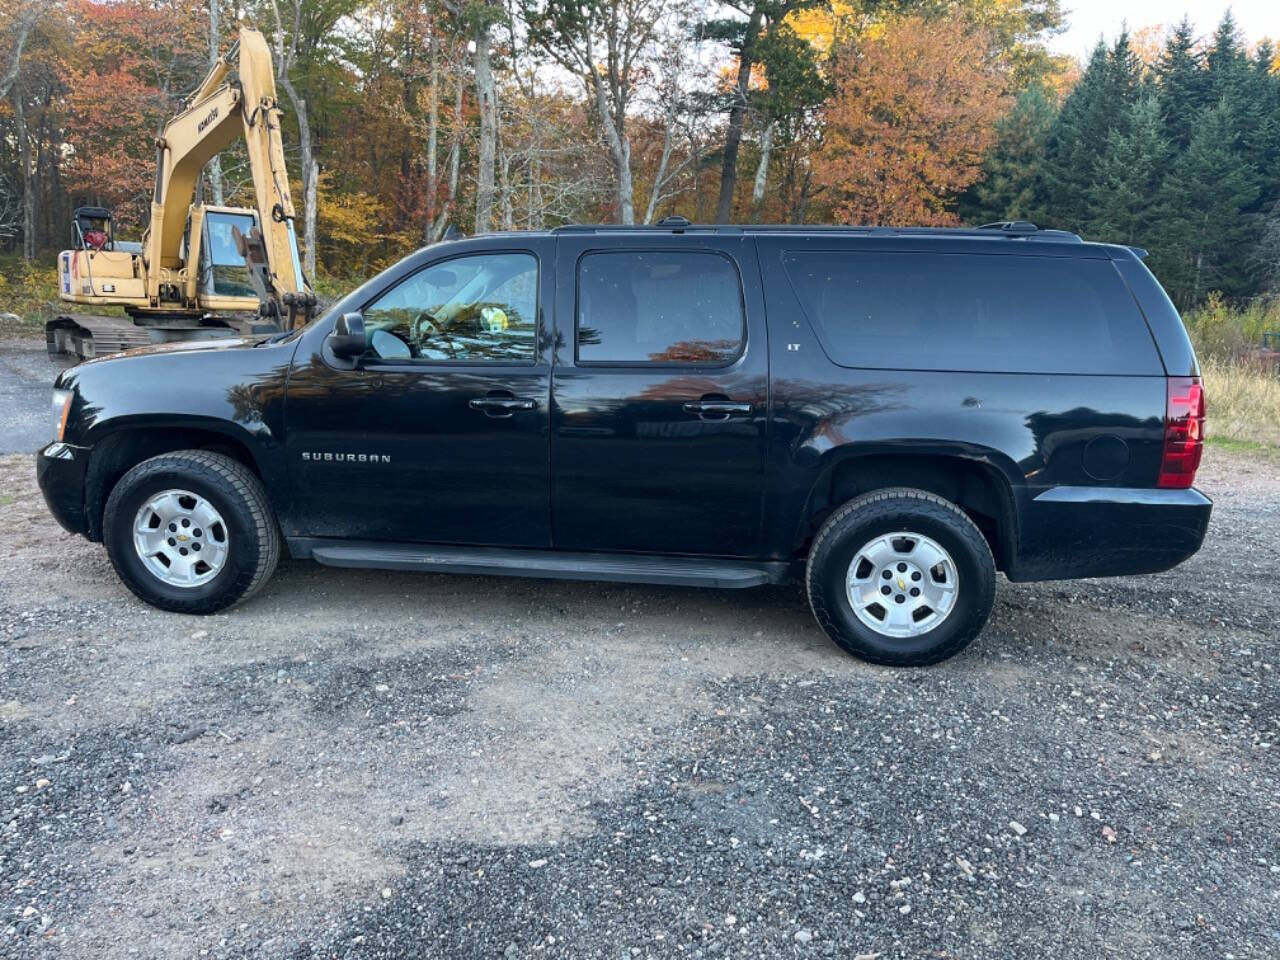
36 221 1211 665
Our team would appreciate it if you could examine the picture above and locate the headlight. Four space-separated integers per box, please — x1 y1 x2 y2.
51 389 73 441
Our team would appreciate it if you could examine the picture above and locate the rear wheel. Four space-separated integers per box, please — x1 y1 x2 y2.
103 450 279 614
806 488 996 666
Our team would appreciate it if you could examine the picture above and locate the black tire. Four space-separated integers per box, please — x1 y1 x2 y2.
806 487 996 666
102 450 280 614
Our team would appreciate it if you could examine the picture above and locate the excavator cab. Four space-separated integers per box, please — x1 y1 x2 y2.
72 206 114 251
194 207 259 300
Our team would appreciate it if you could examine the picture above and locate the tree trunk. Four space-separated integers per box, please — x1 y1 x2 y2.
276 70 316 276
750 120 774 223
424 27 439 242
714 5 764 224
643 116 675 224
498 139 514 231
432 78 465 241
612 137 635 225
587 70 634 224
790 166 812 224
473 26 497 234
0 2 39 101
12 86 35 261
208 0 224 204
304 157 318 278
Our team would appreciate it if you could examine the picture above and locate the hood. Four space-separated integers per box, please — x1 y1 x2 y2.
54 331 299 393
79 336 261 366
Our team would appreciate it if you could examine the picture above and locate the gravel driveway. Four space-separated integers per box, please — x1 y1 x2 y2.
1 429 1277 957
0 340 76 455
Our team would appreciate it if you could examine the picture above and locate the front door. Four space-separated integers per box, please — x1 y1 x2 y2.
284 241 553 547
550 235 768 557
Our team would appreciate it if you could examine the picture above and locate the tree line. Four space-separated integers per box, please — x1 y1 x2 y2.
965 14 1280 308
2 0 1277 309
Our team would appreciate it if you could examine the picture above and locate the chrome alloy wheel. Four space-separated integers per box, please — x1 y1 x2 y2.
845 531 959 639
132 489 229 588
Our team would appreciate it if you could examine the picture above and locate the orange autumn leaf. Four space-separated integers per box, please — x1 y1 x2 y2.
813 16 1010 227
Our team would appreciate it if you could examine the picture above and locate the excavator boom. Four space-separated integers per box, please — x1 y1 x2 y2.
147 28 310 314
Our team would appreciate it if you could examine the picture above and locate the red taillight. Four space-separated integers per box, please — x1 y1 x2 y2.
1158 376 1205 489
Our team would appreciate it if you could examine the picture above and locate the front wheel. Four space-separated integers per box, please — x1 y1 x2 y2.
806 488 996 666
103 450 280 614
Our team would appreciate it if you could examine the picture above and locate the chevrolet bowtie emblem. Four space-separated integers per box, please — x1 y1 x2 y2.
897 578 905 590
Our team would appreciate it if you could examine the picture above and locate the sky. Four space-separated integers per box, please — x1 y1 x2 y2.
1047 1 1277 60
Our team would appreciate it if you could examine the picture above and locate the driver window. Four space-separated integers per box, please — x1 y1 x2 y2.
361 252 538 362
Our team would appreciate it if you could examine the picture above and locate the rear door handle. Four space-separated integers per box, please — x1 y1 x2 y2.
682 401 752 416
469 395 538 416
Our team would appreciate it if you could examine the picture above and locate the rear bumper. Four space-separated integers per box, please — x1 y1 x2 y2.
36 441 91 537
1007 485 1212 582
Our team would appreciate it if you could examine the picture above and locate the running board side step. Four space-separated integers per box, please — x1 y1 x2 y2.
290 539 793 589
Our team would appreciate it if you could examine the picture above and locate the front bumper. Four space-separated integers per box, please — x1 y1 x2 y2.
1007 485 1212 582
35 441 92 537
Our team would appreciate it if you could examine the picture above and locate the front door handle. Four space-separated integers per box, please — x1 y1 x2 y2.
469 394 538 417
682 400 753 417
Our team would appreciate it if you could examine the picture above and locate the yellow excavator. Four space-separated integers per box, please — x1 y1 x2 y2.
50 29 317 358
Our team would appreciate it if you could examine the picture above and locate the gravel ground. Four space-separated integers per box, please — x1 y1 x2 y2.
1 435 1278 958
0 341 76 455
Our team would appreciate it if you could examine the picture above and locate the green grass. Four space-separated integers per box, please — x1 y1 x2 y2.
0 255 64 338
1205 435 1279 456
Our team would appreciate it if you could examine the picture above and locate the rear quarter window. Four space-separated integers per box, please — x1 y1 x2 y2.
781 251 1162 375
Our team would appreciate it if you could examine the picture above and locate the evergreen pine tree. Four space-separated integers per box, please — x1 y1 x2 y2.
1087 93 1169 245
1154 18 1207 151
1246 40 1280 215
959 84 1057 224
1038 34 1140 230
1206 11 1249 102
1151 100 1261 305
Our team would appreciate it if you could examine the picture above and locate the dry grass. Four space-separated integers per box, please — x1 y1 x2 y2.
1200 356 1280 447
1184 296 1280 450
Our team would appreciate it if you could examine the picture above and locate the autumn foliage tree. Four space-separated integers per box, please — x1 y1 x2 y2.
813 16 1009 226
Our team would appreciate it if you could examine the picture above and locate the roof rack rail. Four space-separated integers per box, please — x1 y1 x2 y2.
978 220 1039 234
548 222 1083 242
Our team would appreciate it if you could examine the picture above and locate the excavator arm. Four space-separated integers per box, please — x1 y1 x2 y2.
144 28 314 324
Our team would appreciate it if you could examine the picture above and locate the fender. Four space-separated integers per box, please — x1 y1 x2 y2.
53 336 299 535
789 440 1022 566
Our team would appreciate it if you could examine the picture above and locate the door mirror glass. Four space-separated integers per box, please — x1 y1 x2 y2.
329 311 367 359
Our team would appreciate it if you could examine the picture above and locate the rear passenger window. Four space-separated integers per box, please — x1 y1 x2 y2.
781 251 1161 375
577 251 745 365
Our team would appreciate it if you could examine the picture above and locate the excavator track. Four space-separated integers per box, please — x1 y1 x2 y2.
47 315 153 359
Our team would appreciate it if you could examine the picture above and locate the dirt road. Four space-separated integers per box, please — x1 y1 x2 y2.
1 419 1277 957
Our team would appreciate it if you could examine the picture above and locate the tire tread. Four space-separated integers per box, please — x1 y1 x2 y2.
103 450 279 614
805 487 995 666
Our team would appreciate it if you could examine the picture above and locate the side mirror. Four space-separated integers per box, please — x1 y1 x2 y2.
328 311 366 359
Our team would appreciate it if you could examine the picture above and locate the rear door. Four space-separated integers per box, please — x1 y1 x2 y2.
550 233 768 557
